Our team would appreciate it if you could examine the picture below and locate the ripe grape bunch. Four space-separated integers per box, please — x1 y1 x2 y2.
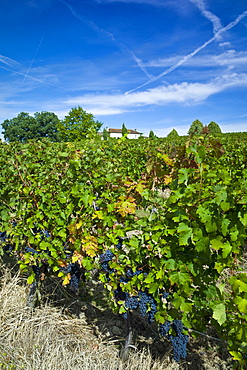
159 319 189 362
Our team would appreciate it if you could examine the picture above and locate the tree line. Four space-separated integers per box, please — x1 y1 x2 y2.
1 106 102 143
1 106 222 143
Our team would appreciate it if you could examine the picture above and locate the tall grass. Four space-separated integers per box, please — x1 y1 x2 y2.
0 263 233 369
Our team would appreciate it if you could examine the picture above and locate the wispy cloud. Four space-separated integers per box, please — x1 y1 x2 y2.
0 55 19 67
145 50 247 69
60 73 247 115
126 10 247 93
94 0 167 5
0 64 60 90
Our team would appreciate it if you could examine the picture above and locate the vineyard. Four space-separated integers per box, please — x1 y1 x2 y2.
0 132 247 368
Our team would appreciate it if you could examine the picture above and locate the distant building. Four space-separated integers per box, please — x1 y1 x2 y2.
99 128 142 139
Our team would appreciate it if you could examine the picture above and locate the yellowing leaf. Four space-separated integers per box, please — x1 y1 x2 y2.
76 220 83 229
92 210 104 220
72 250 84 264
81 235 99 257
164 175 172 185
157 152 174 166
62 273 71 286
115 196 136 217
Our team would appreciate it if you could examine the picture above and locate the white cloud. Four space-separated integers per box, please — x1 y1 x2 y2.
221 122 247 133
219 42 231 48
62 73 247 115
127 10 247 93
145 50 247 68
0 55 19 67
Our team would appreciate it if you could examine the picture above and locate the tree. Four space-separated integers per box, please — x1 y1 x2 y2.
188 119 204 136
103 128 110 140
149 130 156 138
167 129 179 140
34 112 60 141
208 121 222 135
121 123 128 137
57 106 102 141
2 111 60 143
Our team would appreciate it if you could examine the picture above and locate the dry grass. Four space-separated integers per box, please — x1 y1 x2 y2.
0 262 234 370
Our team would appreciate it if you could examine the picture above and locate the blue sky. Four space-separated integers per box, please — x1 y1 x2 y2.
0 0 247 137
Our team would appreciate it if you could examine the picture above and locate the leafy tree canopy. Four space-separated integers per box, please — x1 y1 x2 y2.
149 130 156 138
122 123 128 137
188 119 204 136
57 106 102 141
2 111 60 143
167 129 179 140
208 121 222 135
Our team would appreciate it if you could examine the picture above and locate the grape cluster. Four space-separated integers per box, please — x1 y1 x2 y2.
159 321 171 336
62 262 83 292
99 250 115 273
116 237 124 249
138 290 157 323
0 231 13 254
126 268 143 278
168 332 189 362
159 319 189 362
125 293 139 310
24 246 39 254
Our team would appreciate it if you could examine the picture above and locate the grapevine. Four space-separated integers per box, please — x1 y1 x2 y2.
0 134 246 366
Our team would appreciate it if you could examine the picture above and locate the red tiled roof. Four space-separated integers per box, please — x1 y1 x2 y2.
108 128 141 134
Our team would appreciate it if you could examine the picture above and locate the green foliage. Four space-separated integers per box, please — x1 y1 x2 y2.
103 128 110 140
57 106 102 141
167 129 179 140
149 130 156 138
1 111 60 142
0 133 247 367
122 123 128 137
188 119 204 136
208 121 222 135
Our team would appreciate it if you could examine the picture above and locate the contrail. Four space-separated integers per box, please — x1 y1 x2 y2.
118 43 153 78
189 0 222 37
126 10 247 94
22 34 44 85
0 64 63 90
59 0 151 78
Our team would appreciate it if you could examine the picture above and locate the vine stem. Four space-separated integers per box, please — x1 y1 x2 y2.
120 311 135 361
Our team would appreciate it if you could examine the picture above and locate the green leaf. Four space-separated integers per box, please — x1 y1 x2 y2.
180 301 193 312
222 242 232 258
212 303 226 325
196 205 211 223
211 237 224 250
177 222 192 245
238 212 247 227
27 274 35 285
148 282 159 294
145 273 155 284
234 297 247 313
170 271 191 285
164 259 176 270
